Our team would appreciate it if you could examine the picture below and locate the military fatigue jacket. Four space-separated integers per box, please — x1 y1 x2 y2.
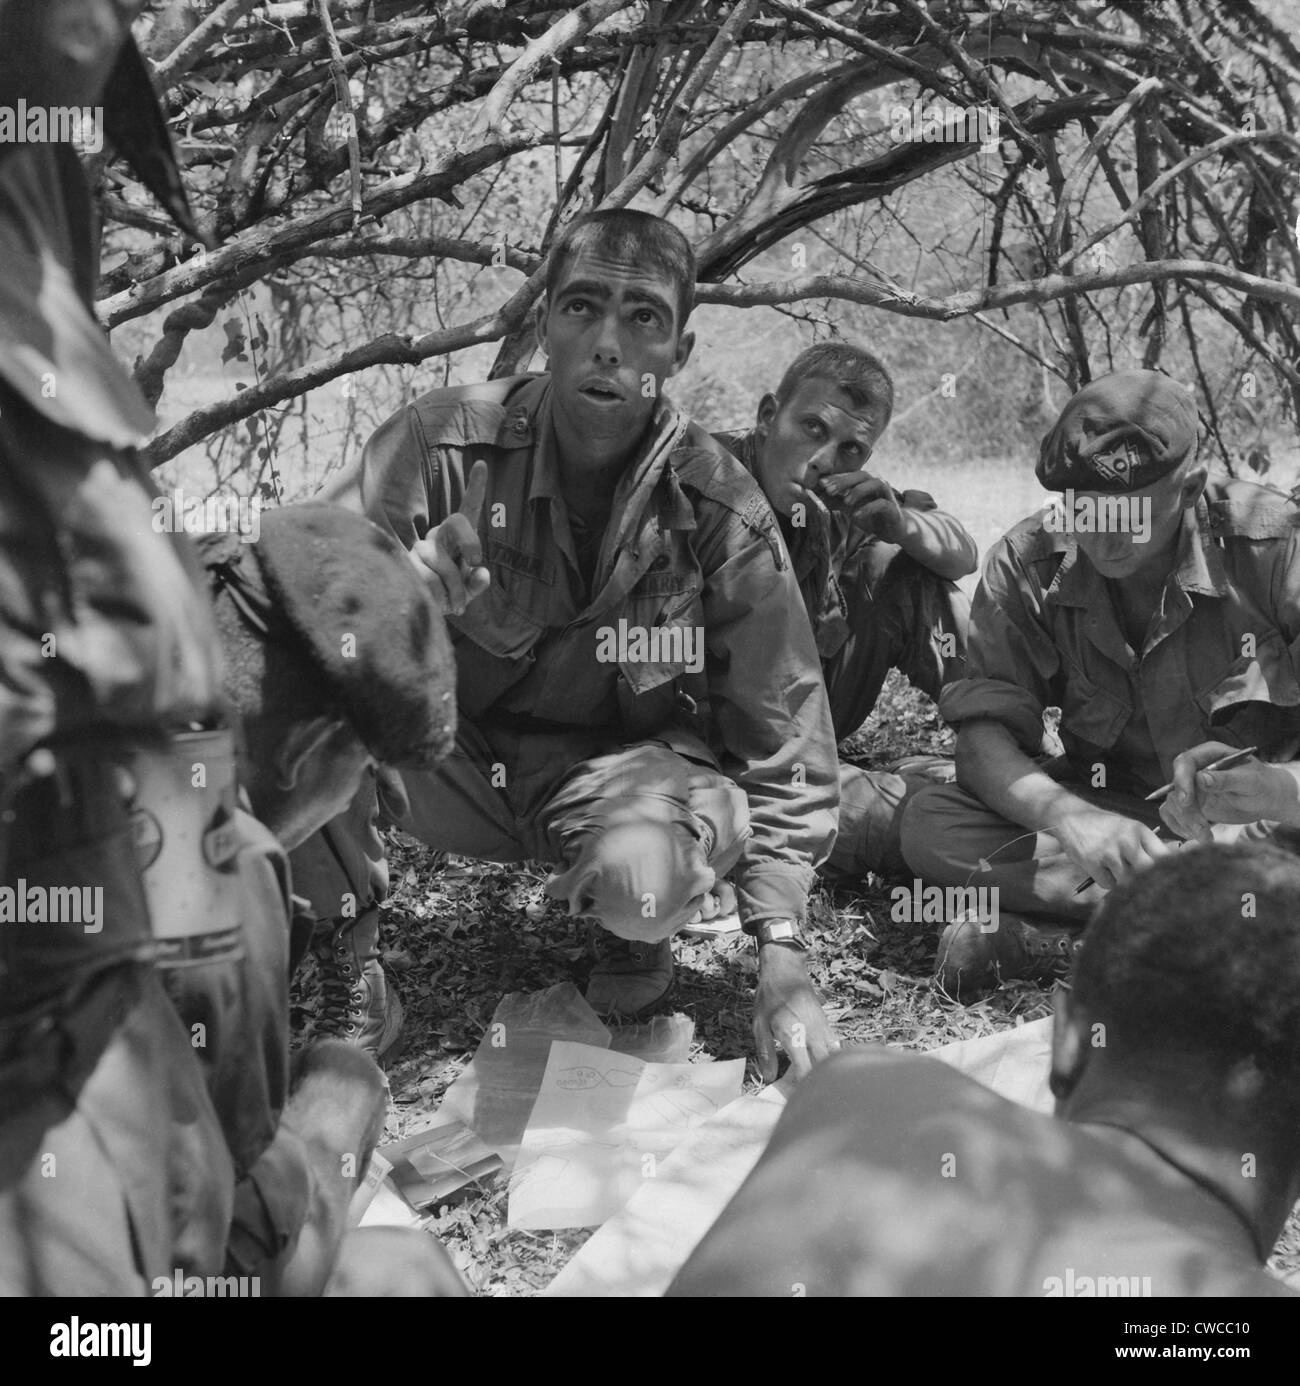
354 375 839 924
715 427 973 660
941 477 1300 792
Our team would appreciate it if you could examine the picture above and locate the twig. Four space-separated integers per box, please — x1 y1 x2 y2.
1060 129 1278 271
101 132 544 328
1047 76 1163 265
470 0 632 143
890 0 1042 162
143 264 549 466
766 0 966 106
153 0 263 87
315 0 364 227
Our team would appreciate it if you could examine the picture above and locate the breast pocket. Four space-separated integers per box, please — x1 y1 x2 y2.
1058 665 1131 750
448 539 552 660
619 565 706 695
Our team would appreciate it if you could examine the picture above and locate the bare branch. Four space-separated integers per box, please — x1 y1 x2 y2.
1058 128 1287 271
152 0 263 87
469 0 633 143
694 259 1300 321
314 0 364 226
100 133 544 327
890 0 1043 161
1047 76 1162 264
143 264 549 467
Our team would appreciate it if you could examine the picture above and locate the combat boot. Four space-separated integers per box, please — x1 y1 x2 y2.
936 907 1084 1001
310 907 405 1062
585 927 674 1019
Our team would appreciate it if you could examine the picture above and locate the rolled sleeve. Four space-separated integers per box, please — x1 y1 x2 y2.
938 677 1048 755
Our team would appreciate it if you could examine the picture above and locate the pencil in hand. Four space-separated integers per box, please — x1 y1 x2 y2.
1072 747 1258 896
1141 745 1259 803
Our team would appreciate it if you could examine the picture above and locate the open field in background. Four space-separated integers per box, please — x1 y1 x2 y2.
292 665 1300 1295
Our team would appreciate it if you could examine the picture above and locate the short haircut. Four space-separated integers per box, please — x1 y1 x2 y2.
1073 842 1300 1083
545 209 695 331
774 342 895 427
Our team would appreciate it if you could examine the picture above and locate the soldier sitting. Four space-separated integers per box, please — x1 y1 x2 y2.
302 208 842 1082
900 370 1300 997
670 842 1300 1298
715 343 976 879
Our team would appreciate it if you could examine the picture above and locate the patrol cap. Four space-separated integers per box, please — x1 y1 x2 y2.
1037 370 1202 493
204 503 456 770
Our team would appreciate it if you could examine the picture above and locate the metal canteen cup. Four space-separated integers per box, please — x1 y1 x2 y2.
126 728 245 967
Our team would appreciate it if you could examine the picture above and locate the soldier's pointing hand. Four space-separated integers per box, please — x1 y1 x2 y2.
411 458 491 615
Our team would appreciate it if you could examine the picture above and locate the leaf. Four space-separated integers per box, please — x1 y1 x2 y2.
220 318 247 364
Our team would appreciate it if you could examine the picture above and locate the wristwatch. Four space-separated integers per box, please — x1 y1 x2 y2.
754 919 810 951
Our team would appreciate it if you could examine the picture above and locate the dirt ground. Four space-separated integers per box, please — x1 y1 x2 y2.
292 670 1300 1295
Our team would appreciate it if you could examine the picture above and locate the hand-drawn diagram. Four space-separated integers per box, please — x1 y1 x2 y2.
509 1040 745 1230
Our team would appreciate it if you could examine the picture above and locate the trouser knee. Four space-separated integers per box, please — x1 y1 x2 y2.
546 815 714 939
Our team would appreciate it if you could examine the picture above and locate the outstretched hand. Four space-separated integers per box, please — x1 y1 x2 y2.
752 943 839 1083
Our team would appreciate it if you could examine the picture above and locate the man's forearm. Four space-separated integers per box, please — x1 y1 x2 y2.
895 508 977 581
955 719 1092 835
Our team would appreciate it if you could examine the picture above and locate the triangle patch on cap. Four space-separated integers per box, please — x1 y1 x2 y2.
1091 438 1142 489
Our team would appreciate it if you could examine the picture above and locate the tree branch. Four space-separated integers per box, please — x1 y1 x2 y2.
153 0 264 87
101 133 544 327
314 0 364 226
693 259 1300 320
143 263 549 466
469 0 632 143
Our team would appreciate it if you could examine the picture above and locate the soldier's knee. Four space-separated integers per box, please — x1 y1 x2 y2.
547 817 710 940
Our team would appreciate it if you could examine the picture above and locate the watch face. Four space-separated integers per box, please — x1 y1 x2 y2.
758 922 808 949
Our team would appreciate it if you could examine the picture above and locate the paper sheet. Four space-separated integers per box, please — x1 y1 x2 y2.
508 1040 745 1230
437 983 612 1168
928 1016 1055 1113
543 1081 790 1296
436 982 697 1170
544 1021 1057 1294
